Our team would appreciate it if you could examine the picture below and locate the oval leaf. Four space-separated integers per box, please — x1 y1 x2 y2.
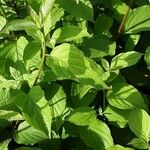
2 19 36 32
80 119 114 149
14 121 47 145
128 109 150 141
67 107 97 126
51 25 90 44
124 5 150 34
107 82 147 110
110 51 143 70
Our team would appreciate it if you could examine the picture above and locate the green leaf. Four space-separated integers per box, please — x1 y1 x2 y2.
107 82 147 110
48 84 67 118
128 138 148 149
111 0 128 21
124 5 150 34
43 4 64 36
104 105 129 128
83 36 116 59
144 47 150 70
23 41 41 71
0 139 10 150
51 25 90 44
14 121 47 145
25 28 44 43
0 77 20 111
110 51 143 70
16 147 42 150
57 0 93 21
94 14 113 35
124 34 140 52
128 109 150 141
47 43 86 76
71 83 97 107
48 83 67 132
27 0 41 13
77 57 109 89
80 119 114 149
2 19 36 32
46 43 108 89
40 0 55 19
14 86 51 136
67 107 97 126
0 36 28 75
0 16 6 31
0 110 22 121
106 145 134 150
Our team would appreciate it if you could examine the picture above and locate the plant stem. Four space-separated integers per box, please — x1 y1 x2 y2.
118 0 134 34
33 39 46 86
32 13 46 86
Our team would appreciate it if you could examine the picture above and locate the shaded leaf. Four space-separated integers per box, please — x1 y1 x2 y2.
57 0 93 21
104 105 129 128
14 86 51 136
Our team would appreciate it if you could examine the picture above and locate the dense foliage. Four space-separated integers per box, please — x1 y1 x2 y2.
0 0 150 149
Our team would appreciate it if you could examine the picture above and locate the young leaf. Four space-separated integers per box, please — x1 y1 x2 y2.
0 16 6 31
110 51 143 70
40 0 55 19
2 19 36 32
128 109 150 141
43 4 64 35
14 121 48 145
13 86 51 136
67 107 97 126
107 82 147 110
80 119 114 149
124 5 150 34
128 138 148 149
56 0 93 21
50 25 90 44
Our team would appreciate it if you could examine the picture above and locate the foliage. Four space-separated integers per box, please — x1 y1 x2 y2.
0 0 150 149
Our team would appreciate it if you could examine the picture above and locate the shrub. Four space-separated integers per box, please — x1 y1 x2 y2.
0 0 150 149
